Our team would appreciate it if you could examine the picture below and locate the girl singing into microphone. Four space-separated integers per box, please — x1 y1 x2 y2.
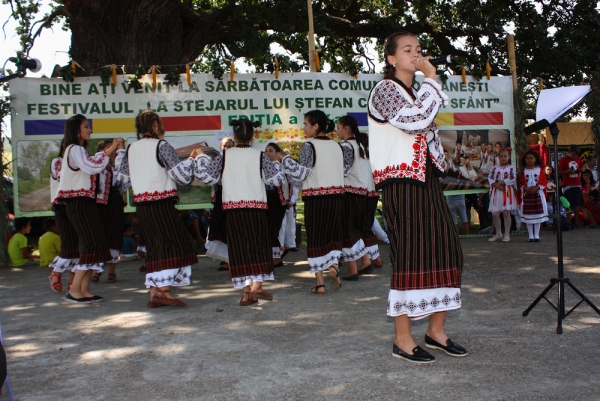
368 32 466 363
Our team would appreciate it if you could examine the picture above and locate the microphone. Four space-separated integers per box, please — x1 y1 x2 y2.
429 55 457 66
9 56 42 73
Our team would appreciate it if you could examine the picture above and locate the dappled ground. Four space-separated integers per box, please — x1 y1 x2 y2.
0 228 599 400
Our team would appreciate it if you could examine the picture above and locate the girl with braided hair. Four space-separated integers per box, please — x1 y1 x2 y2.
336 115 380 281
114 110 198 308
281 110 349 294
194 119 286 306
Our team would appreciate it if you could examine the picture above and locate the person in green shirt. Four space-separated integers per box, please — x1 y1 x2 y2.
39 218 61 268
8 218 39 267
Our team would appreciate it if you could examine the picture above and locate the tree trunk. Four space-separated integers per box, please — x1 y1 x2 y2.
63 0 231 75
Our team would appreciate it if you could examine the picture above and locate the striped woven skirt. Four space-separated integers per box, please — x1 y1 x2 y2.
304 196 344 273
65 198 111 272
226 209 274 289
362 195 380 260
341 193 367 261
381 169 463 319
519 191 548 224
97 187 125 261
136 200 196 288
49 204 80 272
267 190 287 258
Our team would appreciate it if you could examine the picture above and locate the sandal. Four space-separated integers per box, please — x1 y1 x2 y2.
311 284 325 294
90 273 101 282
151 288 187 306
240 292 258 306
249 290 273 300
106 273 117 283
328 265 341 291
49 272 62 292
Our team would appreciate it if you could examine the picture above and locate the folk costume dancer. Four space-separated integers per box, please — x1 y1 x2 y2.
265 142 289 267
278 183 300 252
281 110 347 295
48 147 77 293
518 150 548 241
204 137 235 267
368 32 467 363
115 110 198 308
194 119 286 306
487 148 518 242
56 114 123 304
336 116 374 281
92 140 126 284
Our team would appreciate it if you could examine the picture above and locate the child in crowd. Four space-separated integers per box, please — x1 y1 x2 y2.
488 148 517 242
8 218 39 267
39 218 61 268
518 150 547 242
558 144 585 228
119 223 139 261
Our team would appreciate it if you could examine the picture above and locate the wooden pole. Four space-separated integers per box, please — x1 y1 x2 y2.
507 35 518 91
307 0 317 72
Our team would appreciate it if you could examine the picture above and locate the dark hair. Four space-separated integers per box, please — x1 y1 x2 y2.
135 110 164 139
304 110 334 134
266 142 282 153
520 150 541 168
14 217 30 232
123 223 133 233
582 169 596 186
338 115 369 159
63 114 89 149
43 218 56 232
230 119 260 142
589 189 599 200
383 31 417 79
545 165 556 181
96 139 113 153
58 139 66 158
568 144 580 156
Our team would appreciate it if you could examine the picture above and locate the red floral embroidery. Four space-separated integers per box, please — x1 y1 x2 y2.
96 169 112 205
57 175 97 200
277 186 288 206
222 200 269 210
303 186 345 197
133 189 179 203
373 136 427 185
345 185 368 196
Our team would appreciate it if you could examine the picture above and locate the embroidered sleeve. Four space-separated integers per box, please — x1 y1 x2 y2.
282 143 313 183
537 168 547 190
158 141 195 186
113 150 131 190
341 141 354 177
370 78 448 135
261 153 286 186
194 153 223 185
50 157 61 180
504 166 517 187
289 186 300 204
68 145 110 175
488 167 497 185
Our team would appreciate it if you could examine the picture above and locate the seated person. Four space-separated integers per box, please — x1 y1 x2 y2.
583 189 600 225
119 223 139 261
179 210 204 242
38 218 61 268
8 218 39 267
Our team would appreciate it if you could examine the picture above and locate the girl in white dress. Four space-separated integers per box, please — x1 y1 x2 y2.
488 148 518 242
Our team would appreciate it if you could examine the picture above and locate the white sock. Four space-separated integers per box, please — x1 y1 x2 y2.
533 223 541 239
527 224 534 239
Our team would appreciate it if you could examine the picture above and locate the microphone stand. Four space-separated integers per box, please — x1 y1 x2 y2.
522 109 600 333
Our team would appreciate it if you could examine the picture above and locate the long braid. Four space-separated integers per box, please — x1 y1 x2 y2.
135 110 162 139
338 115 368 159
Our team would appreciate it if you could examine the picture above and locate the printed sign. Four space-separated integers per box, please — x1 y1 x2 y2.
9 73 514 216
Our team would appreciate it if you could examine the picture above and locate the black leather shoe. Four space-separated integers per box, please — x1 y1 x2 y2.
424 334 468 357
342 274 359 281
358 264 374 275
392 343 435 364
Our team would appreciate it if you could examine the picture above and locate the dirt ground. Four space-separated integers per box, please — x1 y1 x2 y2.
0 228 599 401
